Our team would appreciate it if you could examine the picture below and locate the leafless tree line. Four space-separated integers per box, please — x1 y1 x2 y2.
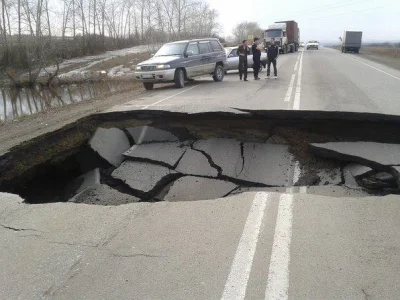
0 0 220 72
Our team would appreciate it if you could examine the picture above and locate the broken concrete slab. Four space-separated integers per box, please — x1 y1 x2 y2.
193 139 242 178
175 149 218 177
391 166 400 175
89 128 131 167
63 168 101 201
343 168 360 188
123 142 187 168
344 163 373 178
69 184 141 205
126 126 179 144
317 168 342 185
361 177 391 190
162 176 237 201
375 172 395 182
310 142 400 168
111 161 180 196
238 143 291 186
390 166 400 187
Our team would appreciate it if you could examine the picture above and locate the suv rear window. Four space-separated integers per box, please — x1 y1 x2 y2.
199 42 212 54
210 40 223 52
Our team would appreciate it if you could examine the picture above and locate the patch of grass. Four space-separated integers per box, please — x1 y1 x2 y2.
328 45 400 71
86 52 151 72
362 46 400 59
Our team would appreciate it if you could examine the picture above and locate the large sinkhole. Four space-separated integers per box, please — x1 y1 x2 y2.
2 110 400 205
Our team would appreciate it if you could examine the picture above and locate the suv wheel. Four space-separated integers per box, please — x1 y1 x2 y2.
213 64 224 82
143 82 154 90
174 69 185 88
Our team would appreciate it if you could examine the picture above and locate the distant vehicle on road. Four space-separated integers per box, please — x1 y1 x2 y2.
306 41 319 50
264 20 300 54
135 38 227 90
224 46 267 72
299 42 305 48
342 31 362 53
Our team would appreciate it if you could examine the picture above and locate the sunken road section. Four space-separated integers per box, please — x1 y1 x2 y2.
2 109 400 204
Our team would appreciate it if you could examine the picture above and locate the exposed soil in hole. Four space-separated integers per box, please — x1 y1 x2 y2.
2 110 400 204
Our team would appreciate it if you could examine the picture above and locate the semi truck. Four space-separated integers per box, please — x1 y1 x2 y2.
264 20 299 54
342 31 362 53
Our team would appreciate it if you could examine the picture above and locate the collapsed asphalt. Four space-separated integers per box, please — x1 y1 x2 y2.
2 109 400 204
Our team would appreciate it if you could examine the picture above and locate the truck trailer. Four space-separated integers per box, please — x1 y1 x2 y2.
342 31 362 53
264 20 299 54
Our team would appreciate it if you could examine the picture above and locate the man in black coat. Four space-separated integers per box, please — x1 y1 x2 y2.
267 38 279 79
251 37 261 80
236 40 249 81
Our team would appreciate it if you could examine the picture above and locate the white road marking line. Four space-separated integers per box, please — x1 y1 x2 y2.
221 192 270 300
299 186 307 194
292 161 301 184
131 104 175 107
345 56 400 80
265 193 294 300
293 50 304 110
125 125 148 152
293 61 298 71
141 85 198 109
137 126 148 144
284 74 296 102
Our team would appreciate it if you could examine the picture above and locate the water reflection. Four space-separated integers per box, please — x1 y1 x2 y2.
0 81 134 122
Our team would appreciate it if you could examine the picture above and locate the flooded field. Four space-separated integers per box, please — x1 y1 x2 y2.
0 80 135 122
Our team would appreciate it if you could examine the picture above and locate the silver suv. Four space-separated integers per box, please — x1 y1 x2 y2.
135 38 227 90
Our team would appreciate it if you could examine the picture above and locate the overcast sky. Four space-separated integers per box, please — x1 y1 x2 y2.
207 0 400 43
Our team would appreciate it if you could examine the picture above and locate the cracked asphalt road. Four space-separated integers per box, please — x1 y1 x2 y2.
1 48 400 299
1 191 399 299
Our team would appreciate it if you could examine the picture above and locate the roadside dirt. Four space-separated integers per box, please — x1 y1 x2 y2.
0 82 145 154
329 45 400 71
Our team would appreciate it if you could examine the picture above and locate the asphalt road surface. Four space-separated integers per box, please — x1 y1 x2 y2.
1 48 400 299
113 47 400 114
1 190 399 299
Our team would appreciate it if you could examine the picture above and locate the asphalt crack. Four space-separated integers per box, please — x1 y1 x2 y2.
0 224 42 232
237 142 245 177
190 145 223 177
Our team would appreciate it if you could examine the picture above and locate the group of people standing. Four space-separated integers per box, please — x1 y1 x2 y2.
236 37 279 81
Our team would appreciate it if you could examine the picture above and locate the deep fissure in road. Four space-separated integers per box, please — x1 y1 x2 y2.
2 110 400 204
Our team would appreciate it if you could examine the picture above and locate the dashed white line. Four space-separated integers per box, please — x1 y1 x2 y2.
141 85 198 109
221 192 270 300
265 193 294 300
284 74 296 102
293 61 298 71
345 56 400 80
292 161 301 184
299 186 307 194
293 50 304 110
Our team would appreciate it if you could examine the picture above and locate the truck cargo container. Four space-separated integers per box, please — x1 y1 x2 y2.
342 31 362 53
264 20 299 54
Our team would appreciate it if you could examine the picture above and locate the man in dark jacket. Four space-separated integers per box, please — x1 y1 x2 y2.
251 37 261 80
236 40 249 81
267 38 279 79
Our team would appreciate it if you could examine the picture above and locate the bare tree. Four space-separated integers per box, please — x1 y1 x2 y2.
232 21 263 44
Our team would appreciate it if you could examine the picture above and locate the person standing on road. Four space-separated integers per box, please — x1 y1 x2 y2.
237 40 249 81
267 38 279 79
251 37 262 80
